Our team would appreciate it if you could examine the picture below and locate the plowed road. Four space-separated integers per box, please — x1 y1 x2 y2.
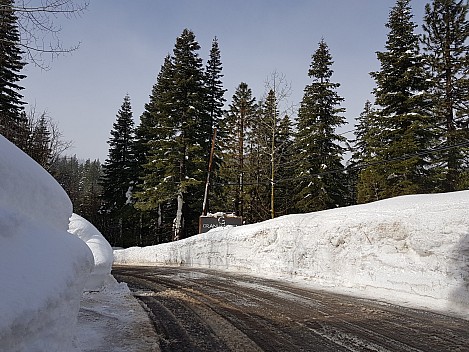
112 266 469 352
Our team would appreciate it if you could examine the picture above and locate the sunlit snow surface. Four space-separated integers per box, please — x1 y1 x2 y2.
68 213 114 291
0 136 94 351
115 190 469 319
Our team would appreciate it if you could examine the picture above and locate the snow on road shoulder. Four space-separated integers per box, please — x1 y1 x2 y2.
114 190 469 319
74 281 159 352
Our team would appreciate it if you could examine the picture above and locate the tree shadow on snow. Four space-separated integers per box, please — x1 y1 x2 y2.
449 232 469 316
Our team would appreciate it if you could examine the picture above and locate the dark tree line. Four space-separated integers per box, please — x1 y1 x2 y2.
2 0 468 248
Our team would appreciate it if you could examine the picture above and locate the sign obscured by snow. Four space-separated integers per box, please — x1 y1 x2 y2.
199 214 243 233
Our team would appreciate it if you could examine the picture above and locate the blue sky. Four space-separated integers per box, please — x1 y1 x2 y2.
21 0 428 162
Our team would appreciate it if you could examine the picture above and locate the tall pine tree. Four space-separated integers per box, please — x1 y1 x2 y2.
101 95 137 247
350 101 381 203
294 39 348 212
0 0 27 145
133 55 175 244
422 0 469 191
203 36 226 213
222 82 258 218
273 113 295 217
135 29 209 241
358 0 432 202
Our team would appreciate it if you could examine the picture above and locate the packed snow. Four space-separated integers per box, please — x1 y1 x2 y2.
0 135 93 351
0 136 156 352
68 213 114 291
115 190 469 319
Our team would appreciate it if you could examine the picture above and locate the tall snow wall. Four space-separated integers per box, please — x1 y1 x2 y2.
0 136 93 351
114 191 469 317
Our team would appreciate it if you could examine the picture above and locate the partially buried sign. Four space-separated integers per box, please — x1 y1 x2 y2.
199 214 243 233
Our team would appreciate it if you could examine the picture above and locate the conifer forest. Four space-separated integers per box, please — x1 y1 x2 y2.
2 0 469 247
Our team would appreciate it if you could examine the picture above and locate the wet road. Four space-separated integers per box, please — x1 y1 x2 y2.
113 265 469 352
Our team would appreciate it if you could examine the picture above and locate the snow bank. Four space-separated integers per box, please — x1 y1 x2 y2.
68 213 114 291
74 281 160 352
0 136 94 352
114 191 469 317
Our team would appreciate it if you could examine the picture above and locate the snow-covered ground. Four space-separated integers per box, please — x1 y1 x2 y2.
115 190 469 320
74 282 158 352
2 132 469 351
68 213 115 291
0 135 93 351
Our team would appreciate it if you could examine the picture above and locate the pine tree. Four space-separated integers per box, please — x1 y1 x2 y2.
205 36 226 135
273 114 295 216
133 55 175 244
294 39 348 212
222 82 258 219
247 91 276 221
349 101 377 203
203 36 226 213
101 95 137 247
50 156 104 239
136 29 208 241
50 155 81 206
422 0 469 192
80 158 103 229
253 71 296 219
0 0 27 144
28 113 52 168
358 0 432 203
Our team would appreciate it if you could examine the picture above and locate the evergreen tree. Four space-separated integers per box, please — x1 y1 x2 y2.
248 93 276 221
273 114 296 216
203 36 226 213
28 113 52 168
422 0 469 191
50 155 104 236
205 36 226 135
349 101 380 203
80 158 103 228
358 0 432 203
133 55 175 244
168 28 209 239
294 39 348 212
101 95 137 247
0 0 27 144
135 29 208 241
257 71 296 219
50 155 82 206
222 82 258 219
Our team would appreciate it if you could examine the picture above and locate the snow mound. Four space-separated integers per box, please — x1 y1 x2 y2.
74 280 160 352
68 213 114 291
114 191 469 317
0 135 94 352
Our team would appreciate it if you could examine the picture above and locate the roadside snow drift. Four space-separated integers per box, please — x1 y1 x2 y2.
69 213 114 291
115 191 469 317
0 136 94 351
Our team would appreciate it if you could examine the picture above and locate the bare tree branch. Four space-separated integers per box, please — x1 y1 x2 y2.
26 105 73 168
5 0 89 69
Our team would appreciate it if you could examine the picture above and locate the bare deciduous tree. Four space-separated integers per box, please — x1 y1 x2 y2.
26 105 73 169
261 70 296 218
11 0 89 69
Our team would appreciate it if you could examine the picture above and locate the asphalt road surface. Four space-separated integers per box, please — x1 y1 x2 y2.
112 266 469 352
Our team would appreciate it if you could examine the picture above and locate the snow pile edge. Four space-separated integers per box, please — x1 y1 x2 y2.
68 213 114 291
0 136 94 351
114 191 469 316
